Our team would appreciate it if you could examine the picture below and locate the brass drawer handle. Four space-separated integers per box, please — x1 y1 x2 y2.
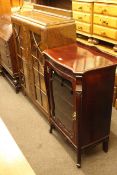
78 17 83 20
78 6 83 10
102 9 107 14
101 32 107 37
102 20 108 26
77 26 83 31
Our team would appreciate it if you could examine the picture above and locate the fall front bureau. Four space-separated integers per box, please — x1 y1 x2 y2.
44 43 117 167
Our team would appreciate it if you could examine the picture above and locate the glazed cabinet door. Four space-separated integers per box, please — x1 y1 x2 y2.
45 65 76 144
29 31 49 114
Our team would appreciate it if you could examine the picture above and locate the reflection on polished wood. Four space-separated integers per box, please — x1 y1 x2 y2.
44 43 117 74
0 118 36 175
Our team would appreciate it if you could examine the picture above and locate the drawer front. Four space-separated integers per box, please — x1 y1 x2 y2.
0 52 12 68
94 3 117 17
73 11 91 23
0 39 12 68
72 1 92 13
93 25 117 40
76 22 91 33
94 14 117 28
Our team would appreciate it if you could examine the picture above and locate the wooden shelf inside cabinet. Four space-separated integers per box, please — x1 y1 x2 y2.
43 43 117 168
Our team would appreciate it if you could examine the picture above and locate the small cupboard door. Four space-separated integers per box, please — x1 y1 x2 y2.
47 67 76 143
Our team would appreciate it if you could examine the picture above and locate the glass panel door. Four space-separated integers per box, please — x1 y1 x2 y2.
51 71 74 138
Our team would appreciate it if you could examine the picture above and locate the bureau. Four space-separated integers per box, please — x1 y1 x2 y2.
44 43 117 167
0 0 20 92
11 5 76 117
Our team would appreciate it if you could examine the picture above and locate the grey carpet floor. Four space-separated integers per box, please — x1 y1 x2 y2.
0 75 117 175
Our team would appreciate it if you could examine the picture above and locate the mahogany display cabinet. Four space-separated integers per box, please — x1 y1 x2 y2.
44 43 117 167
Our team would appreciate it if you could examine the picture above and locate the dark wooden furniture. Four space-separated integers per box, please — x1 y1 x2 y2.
34 0 72 10
10 0 23 7
115 72 117 109
11 6 76 117
44 43 117 167
0 0 20 92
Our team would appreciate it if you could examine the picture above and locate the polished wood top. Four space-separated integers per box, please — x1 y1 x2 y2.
12 10 74 26
0 118 36 175
43 43 117 74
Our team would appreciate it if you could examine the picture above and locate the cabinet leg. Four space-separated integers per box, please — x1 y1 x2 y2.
49 124 55 134
76 149 81 168
0 65 2 75
103 138 109 153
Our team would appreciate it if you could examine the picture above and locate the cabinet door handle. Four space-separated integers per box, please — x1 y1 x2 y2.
72 112 76 121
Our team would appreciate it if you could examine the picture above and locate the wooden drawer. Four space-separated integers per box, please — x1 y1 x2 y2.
0 39 12 68
72 1 92 13
76 21 91 34
94 14 117 28
94 3 117 17
93 25 117 40
73 11 91 23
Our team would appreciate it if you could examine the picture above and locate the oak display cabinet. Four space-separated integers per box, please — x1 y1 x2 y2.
44 43 117 167
11 6 76 117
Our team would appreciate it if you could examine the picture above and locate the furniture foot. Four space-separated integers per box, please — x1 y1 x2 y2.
92 39 99 45
49 124 55 133
77 149 81 168
88 37 93 44
0 65 3 75
13 78 20 93
103 138 109 153
76 163 81 168
113 45 117 52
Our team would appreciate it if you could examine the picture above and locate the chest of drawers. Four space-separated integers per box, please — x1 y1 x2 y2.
93 1 117 50
72 0 93 38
